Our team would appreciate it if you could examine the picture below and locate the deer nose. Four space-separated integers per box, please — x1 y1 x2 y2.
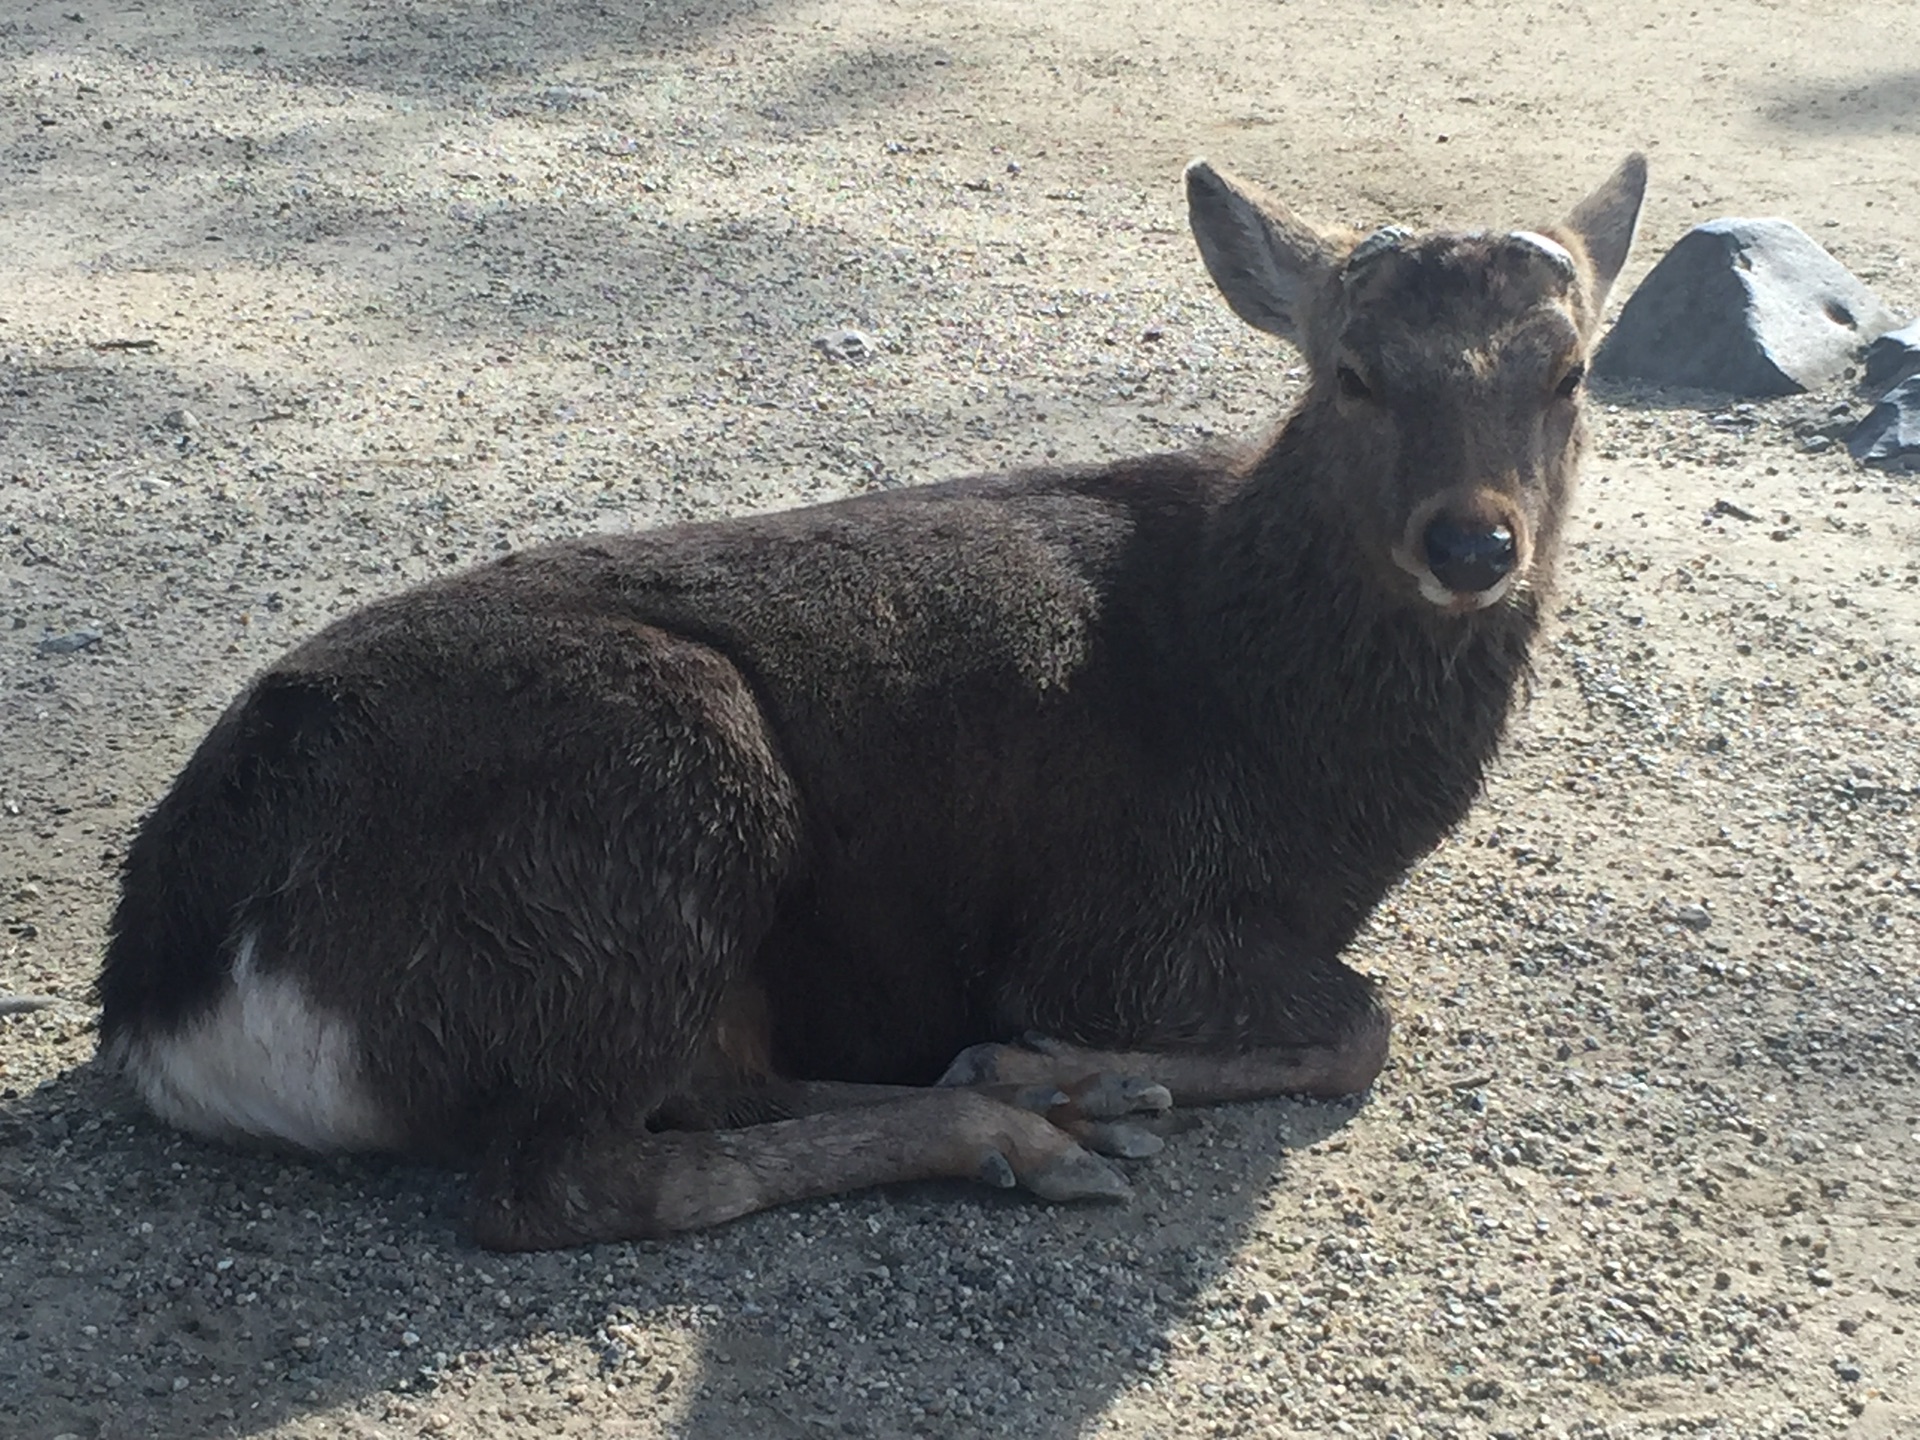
1422 515 1516 595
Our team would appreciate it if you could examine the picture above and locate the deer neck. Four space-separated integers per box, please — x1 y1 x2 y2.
1193 425 1542 746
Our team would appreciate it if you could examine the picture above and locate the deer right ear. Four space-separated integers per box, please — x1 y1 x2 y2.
1185 161 1339 346
1561 153 1647 315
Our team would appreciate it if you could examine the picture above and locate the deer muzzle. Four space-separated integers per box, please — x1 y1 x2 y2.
1422 514 1516 594
1395 490 1531 612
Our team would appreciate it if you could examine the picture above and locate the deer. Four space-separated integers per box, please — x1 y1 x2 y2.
95 154 1646 1250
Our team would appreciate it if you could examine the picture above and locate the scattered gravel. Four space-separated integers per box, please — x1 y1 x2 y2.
4 1 1920 1438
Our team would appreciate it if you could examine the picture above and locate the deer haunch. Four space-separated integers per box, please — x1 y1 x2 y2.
96 154 1646 1248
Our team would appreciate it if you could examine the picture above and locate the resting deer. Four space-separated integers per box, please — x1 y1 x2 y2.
97 155 1645 1249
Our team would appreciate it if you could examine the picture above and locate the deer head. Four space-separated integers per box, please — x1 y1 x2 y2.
1186 154 1646 614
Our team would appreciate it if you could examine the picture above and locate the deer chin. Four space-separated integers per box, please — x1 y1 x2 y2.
1389 486 1533 617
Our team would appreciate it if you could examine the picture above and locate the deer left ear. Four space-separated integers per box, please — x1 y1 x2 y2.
1560 153 1647 315
1186 160 1343 349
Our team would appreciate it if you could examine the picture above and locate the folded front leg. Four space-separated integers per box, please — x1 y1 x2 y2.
939 1005 1390 1105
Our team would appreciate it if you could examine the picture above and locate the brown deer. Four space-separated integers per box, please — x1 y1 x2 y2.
96 155 1645 1249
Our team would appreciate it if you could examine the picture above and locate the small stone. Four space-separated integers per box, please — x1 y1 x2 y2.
1674 903 1712 931
34 628 102 656
1836 1362 1862 1383
1809 1267 1835 1287
1595 217 1900 395
1863 319 1920 390
812 327 877 363
1848 376 1920 473
160 407 200 431
538 85 603 110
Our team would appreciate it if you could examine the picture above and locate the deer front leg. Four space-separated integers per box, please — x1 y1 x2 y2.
470 1089 1133 1250
939 1005 1390 1104
657 1077 1172 1160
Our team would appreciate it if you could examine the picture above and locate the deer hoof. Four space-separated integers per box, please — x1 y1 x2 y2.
1073 1074 1174 1120
1073 1121 1166 1160
1009 1085 1072 1113
1023 1147 1133 1204
976 1151 1019 1189
936 1042 1013 1087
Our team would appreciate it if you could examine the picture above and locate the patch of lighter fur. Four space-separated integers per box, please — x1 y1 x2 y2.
1467 569 1519 610
118 928 394 1153
1510 230 1576 276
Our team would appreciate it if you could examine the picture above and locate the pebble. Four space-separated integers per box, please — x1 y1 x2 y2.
1848 375 1920 472
1862 319 1920 390
33 628 103 656
1 16 1916 1440
812 327 878 363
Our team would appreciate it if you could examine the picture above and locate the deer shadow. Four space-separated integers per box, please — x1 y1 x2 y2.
0 1056 1368 1439
11 0 776 99
1754 68 1920 135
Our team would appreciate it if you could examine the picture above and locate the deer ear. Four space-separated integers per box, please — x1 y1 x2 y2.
1562 153 1647 314
1186 161 1339 346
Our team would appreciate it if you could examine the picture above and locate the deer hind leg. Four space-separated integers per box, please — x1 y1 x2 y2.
470 1088 1133 1250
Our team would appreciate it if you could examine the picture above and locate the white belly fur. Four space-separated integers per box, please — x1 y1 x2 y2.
113 928 395 1153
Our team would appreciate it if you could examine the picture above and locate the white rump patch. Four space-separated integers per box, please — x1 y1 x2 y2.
112 929 394 1153
1509 230 1576 276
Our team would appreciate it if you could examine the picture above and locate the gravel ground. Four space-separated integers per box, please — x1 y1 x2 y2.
4 2 1920 1437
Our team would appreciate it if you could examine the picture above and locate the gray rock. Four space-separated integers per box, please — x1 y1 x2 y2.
1674 903 1713 931
813 327 877 363
1848 375 1920 473
1594 218 1900 396
34 628 102 655
1863 319 1920 391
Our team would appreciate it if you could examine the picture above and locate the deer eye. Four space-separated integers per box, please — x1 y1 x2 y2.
1554 362 1587 399
1336 364 1373 401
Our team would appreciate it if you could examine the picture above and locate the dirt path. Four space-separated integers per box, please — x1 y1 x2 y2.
4 2 1919 1437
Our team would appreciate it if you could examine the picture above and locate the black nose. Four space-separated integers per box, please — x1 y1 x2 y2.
1422 516 1516 595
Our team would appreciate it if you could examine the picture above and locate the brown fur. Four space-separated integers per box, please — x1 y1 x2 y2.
96 155 1646 1247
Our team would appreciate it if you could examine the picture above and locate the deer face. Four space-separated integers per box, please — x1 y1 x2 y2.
1186 155 1646 615
1326 229 1590 612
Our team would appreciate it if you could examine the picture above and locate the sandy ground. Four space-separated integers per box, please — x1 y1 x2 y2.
4 2 1920 1437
